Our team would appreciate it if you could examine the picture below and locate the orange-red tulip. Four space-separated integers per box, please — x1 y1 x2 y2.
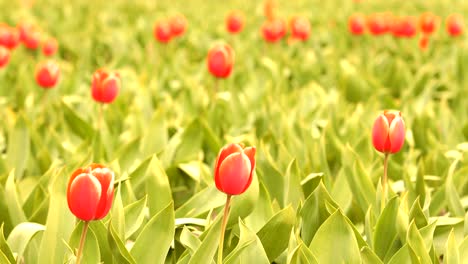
154 20 172 43
372 110 405 154
446 14 463 37
261 17 287 43
214 143 256 195
226 11 244 34
349 14 366 35
67 164 115 221
207 43 234 78
0 46 10 68
35 61 60 88
169 14 187 37
0 24 20 49
419 12 439 35
91 69 120 103
42 37 58 56
290 16 310 41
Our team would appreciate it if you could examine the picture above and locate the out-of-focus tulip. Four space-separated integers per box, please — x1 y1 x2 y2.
392 16 417 38
226 11 245 34
42 37 58 56
154 20 172 43
35 61 60 88
372 110 405 154
419 34 429 50
0 24 20 49
207 43 234 79
349 14 366 35
419 12 439 35
169 14 187 37
0 46 10 68
367 13 391 35
446 14 463 37
91 69 120 103
261 17 287 43
290 16 310 41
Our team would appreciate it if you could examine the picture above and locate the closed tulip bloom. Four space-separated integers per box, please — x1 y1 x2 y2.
392 16 417 38
419 12 439 35
226 11 245 34
262 17 287 42
290 16 311 41
0 24 20 50
154 20 172 43
91 69 120 103
67 164 115 221
42 38 58 56
372 110 405 154
20 25 41 49
169 14 187 37
214 143 256 195
349 14 366 35
0 46 10 68
419 34 429 50
35 61 60 88
367 13 391 35
446 14 463 37
207 43 234 78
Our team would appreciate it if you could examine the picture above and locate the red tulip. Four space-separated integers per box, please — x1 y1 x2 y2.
349 14 366 35
446 14 463 37
261 17 287 43
372 110 405 154
419 34 429 50
91 69 120 103
0 46 10 68
419 12 439 35
67 164 115 221
42 37 58 56
169 14 187 37
392 16 417 38
18 23 41 49
0 24 20 49
214 143 256 195
226 11 244 34
207 43 234 79
367 13 391 35
264 0 276 21
154 20 172 43
290 16 310 41
35 61 60 88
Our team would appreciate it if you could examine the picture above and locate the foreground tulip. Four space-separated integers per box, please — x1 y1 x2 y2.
290 16 310 41
154 20 172 43
67 164 115 264
0 46 10 68
349 14 366 35
0 24 20 49
226 11 244 34
214 143 256 264
169 14 187 37
261 17 287 43
207 43 234 79
91 69 120 104
419 12 439 35
35 61 60 88
42 37 58 56
446 14 463 37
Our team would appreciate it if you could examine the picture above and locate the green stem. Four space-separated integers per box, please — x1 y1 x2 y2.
381 154 389 211
76 221 89 264
98 103 104 131
217 195 232 264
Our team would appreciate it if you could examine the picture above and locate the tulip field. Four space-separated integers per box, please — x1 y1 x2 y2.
1 0 468 263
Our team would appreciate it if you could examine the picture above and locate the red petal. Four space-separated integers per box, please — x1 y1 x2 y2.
68 173 102 221
389 116 405 153
372 114 390 152
92 167 115 219
217 152 251 195
214 143 243 191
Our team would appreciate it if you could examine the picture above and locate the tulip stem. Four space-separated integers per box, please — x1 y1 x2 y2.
217 194 232 264
381 154 389 211
98 103 104 131
76 221 89 264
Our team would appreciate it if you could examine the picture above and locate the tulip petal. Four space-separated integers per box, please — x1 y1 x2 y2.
241 147 256 193
214 143 243 190
92 167 115 220
68 173 102 221
217 152 251 195
372 114 390 152
389 116 405 153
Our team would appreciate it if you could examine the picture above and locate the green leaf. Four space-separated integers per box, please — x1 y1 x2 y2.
188 216 222 264
145 155 173 216
361 246 383 264
257 206 296 262
7 222 45 261
387 244 413 264
4 170 27 226
179 227 201 255
67 222 101 264
227 172 259 227
89 221 114 264
131 202 175 264
459 236 468 262
107 221 136 264
6 115 30 180
444 229 459 264
309 210 361 263
224 220 269 264
445 163 464 217
407 221 432 264
373 197 399 260
140 109 168 157
0 224 15 264
175 186 224 218
283 159 303 209
61 100 95 139
124 196 147 239
172 119 203 164
111 185 126 240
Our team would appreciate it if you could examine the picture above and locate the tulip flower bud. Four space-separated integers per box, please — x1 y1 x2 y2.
226 11 245 34
290 16 311 41
214 143 256 195
446 14 463 37
169 14 187 37
0 46 10 68
419 12 439 35
261 17 287 43
349 14 366 35
367 13 391 36
91 69 120 104
0 24 20 50
35 61 60 88
372 110 405 154
419 34 429 51
21 25 41 49
154 20 172 43
42 38 58 56
67 164 115 221
207 43 234 78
